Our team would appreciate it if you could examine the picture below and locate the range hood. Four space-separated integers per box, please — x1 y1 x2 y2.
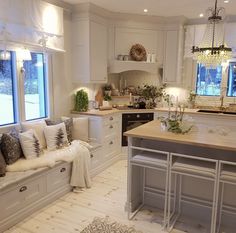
108 60 159 74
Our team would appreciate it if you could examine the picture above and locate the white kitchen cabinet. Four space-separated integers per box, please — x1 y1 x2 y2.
163 27 184 85
72 18 108 83
73 113 122 176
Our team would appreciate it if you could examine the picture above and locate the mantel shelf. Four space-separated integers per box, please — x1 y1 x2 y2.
108 60 160 74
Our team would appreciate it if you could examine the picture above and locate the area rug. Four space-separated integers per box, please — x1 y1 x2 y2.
81 216 143 233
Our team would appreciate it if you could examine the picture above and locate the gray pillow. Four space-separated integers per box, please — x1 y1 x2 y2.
45 118 73 143
0 150 6 177
0 129 23 165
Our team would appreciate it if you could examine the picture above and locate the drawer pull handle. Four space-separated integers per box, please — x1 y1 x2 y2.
109 125 113 129
109 117 113 121
19 186 27 192
109 141 113 145
60 168 66 173
90 154 94 158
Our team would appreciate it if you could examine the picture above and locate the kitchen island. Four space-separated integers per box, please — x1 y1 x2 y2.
124 120 236 232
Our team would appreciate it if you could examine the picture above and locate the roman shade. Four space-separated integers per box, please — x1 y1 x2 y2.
0 0 64 52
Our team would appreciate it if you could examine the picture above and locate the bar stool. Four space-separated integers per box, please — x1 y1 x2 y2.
127 146 170 230
168 153 219 233
217 160 236 233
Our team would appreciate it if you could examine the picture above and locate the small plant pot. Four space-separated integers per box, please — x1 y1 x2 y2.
103 100 110 107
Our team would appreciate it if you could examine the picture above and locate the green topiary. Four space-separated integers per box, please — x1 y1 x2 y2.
75 89 89 112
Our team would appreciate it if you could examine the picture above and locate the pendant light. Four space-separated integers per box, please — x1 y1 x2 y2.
192 0 232 66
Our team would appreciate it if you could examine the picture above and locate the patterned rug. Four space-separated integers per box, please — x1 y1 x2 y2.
81 217 143 233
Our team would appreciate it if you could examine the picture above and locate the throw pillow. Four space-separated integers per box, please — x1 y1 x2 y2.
44 122 69 151
19 129 43 159
72 117 89 142
0 150 6 177
21 120 47 149
45 118 73 143
0 129 24 165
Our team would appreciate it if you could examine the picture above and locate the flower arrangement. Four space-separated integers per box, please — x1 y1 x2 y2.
137 83 167 109
160 105 193 134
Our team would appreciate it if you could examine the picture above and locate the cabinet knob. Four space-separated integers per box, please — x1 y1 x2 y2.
90 154 94 158
109 125 113 129
109 141 113 145
19 186 27 192
110 117 113 120
60 167 66 173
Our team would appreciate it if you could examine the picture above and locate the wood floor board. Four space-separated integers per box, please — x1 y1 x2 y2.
6 160 219 233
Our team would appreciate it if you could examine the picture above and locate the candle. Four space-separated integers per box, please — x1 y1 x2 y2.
129 93 132 103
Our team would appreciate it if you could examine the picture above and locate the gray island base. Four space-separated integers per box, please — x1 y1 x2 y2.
124 120 236 233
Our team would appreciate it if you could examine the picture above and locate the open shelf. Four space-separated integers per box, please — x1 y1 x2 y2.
108 60 160 74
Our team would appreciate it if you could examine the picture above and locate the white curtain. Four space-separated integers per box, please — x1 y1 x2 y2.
0 0 64 51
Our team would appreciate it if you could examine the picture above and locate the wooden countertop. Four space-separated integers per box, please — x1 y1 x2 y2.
71 107 236 118
124 120 236 152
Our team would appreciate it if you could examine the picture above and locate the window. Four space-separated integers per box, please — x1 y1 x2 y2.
0 52 15 126
23 53 47 120
196 63 222 96
0 51 48 127
227 62 236 97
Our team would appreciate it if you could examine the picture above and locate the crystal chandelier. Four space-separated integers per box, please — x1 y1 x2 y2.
192 0 232 66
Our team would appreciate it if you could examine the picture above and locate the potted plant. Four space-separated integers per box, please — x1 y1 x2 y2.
160 105 193 134
74 89 89 112
103 84 112 96
139 83 167 109
103 93 112 107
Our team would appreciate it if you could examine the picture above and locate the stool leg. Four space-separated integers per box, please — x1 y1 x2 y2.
167 156 172 230
217 183 224 233
211 172 219 233
163 163 169 230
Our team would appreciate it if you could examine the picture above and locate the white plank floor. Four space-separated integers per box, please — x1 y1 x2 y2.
5 160 216 233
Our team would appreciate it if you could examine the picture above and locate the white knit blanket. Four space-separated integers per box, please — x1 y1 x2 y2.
6 140 91 188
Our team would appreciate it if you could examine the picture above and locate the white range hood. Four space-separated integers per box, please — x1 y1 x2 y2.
108 60 159 74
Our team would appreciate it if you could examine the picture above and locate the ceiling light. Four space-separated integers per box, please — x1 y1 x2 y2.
144 9 148 13
192 0 232 66
199 13 204 17
224 0 229 3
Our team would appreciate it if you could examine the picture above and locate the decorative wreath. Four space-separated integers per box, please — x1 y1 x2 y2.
130 44 147 61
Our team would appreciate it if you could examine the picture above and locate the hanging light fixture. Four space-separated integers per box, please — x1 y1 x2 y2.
192 0 232 66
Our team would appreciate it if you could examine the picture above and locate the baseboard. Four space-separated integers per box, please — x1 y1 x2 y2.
90 154 121 177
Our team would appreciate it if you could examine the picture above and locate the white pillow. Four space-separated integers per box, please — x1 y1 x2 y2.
19 129 43 159
44 122 69 151
21 120 47 149
61 117 89 142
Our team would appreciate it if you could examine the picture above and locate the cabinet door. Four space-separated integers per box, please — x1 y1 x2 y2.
90 21 108 83
163 30 179 84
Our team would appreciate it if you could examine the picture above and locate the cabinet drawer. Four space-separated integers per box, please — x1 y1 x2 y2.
104 136 120 159
90 147 102 170
104 121 119 138
103 114 119 126
0 177 45 219
47 162 71 193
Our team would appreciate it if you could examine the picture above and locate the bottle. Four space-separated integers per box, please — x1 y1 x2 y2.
151 53 156 63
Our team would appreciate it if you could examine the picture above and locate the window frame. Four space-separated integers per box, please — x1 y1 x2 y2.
195 63 223 97
0 49 51 130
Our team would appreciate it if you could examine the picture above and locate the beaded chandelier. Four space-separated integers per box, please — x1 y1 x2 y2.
192 0 232 66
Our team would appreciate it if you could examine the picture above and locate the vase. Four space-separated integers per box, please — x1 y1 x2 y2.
103 100 110 107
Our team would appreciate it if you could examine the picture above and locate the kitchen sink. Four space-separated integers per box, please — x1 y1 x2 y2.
197 109 236 115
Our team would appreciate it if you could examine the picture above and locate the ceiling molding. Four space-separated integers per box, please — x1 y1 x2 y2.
72 2 187 26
